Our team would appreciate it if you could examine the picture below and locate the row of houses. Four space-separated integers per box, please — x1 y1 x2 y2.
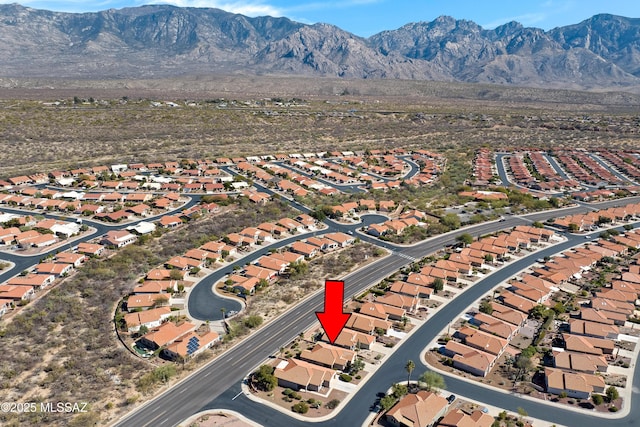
226 231 356 296
331 199 396 217
555 150 623 187
123 214 328 321
261 162 340 196
552 203 640 232
440 229 639 400
0 190 184 222
0 243 105 316
597 150 640 181
0 214 85 248
367 210 431 237
472 148 495 186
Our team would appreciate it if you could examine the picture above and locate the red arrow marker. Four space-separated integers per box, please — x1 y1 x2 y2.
316 280 351 344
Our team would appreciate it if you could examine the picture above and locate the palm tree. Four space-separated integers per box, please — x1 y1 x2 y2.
405 360 415 388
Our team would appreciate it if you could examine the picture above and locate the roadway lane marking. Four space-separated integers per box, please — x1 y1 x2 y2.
232 391 243 400
142 410 168 427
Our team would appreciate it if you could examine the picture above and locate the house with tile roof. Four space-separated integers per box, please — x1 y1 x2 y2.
327 328 376 350
544 368 605 399
438 409 494 427
552 351 608 374
299 342 356 370
0 284 35 301
274 358 334 392
569 319 619 339
124 306 172 333
137 321 196 350
386 390 448 427
345 313 391 335
161 330 220 360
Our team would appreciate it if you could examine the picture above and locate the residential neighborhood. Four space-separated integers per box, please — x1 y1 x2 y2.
2 145 640 427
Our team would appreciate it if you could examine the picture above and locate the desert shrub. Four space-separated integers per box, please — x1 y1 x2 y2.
292 402 309 414
339 374 352 382
325 399 341 409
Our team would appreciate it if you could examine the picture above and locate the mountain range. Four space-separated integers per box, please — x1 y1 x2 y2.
1 3 640 90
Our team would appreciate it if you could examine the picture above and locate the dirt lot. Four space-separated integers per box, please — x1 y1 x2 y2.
3 76 640 179
187 412 256 427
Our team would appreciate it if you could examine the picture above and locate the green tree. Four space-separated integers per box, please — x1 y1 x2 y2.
405 360 415 387
325 399 341 409
253 365 277 391
456 233 474 246
592 394 604 405
515 355 534 379
529 304 547 319
169 270 183 280
441 213 461 230
380 395 396 411
350 358 365 374
244 315 263 328
568 223 579 232
432 278 444 293
606 386 619 402
552 301 566 315
392 383 408 398
418 371 445 393
479 300 494 315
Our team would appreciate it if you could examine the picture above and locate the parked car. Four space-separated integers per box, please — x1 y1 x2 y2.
447 394 456 404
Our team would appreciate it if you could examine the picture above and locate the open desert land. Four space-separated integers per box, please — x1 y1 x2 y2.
1 76 640 179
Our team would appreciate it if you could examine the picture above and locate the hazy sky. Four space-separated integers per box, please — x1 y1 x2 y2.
3 0 640 36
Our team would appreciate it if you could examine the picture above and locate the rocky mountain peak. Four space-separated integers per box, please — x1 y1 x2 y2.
0 5 638 89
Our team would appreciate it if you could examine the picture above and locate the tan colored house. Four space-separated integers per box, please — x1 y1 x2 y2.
274 358 334 392
569 319 619 339
386 391 448 427
463 328 508 357
472 312 518 339
124 306 172 332
126 294 170 312
563 333 614 355
330 328 376 350
552 351 608 374
137 321 196 350
0 284 35 301
545 368 606 399
7 273 55 289
376 292 418 312
359 302 389 320
438 409 494 427
345 313 391 335
161 330 220 360
299 342 356 370
490 302 527 326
